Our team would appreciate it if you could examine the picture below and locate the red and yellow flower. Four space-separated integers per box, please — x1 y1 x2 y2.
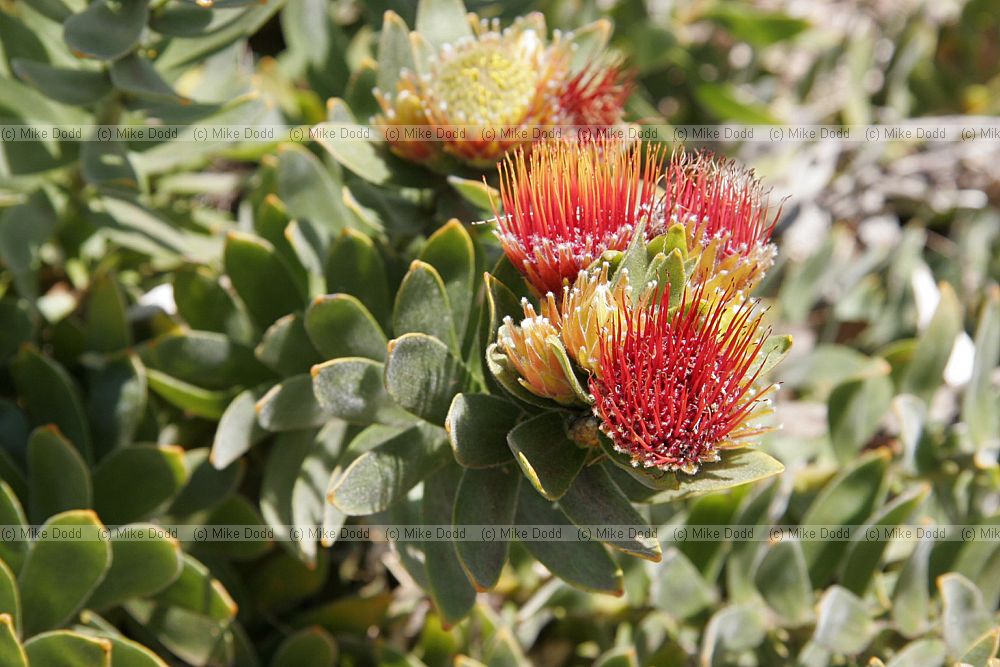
375 14 630 168
590 287 777 473
494 139 665 296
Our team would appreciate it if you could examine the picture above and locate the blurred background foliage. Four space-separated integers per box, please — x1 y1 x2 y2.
0 0 997 666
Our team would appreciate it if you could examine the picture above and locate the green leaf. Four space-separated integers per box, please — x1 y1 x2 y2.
703 4 809 47
324 229 392 331
603 442 785 501
558 464 660 561
314 99 393 186
153 554 237 622
0 562 19 638
109 54 184 101
645 249 686 308
515 484 622 595
169 448 242 516
145 368 234 419
754 540 813 626
12 59 111 106
63 0 147 60
143 330 271 391
105 636 172 667
10 346 92 462
276 144 356 235
415 0 472 48
421 463 476 625
885 639 946 667
148 4 213 36
274 420 353 564
83 273 130 353
891 535 932 638
939 573 993 658
841 485 929 595
305 294 387 361
18 511 112 636
211 388 268 469
900 282 962 402
123 601 229 667
446 176 498 211
454 466 520 591
93 445 188 524
960 629 999 666
393 261 456 349
256 374 329 432
376 10 415 94
799 451 889 585
445 393 518 468
224 231 306 331
80 141 139 192
0 614 27 667
329 424 447 515
593 648 638 667
385 333 471 425
173 267 253 345
256 314 323 376
23 631 111 667
813 587 873 655
828 361 894 463
701 604 767 662
694 83 778 124
87 525 184 611
962 286 999 454
0 483 28 574
27 426 91 524
419 220 476 343
270 627 338 667
86 354 147 458
312 357 413 425
0 300 33 364
507 413 587 501
652 548 716 619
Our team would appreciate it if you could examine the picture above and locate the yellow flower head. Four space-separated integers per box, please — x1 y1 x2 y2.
497 300 577 405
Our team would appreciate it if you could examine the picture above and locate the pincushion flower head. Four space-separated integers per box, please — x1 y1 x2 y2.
374 10 629 168
493 139 665 296
658 150 780 298
590 287 778 474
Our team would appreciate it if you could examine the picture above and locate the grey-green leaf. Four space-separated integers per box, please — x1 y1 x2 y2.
305 294 387 361
393 261 456 349
256 374 330 432
63 0 147 60
454 466 520 591
445 393 518 468
92 445 188 524
754 540 813 626
18 511 112 636
87 524 184 611
312 357 413 425
422 463 476 625
329 424 446 515
515 484 622 595
385 333 471 426
507 413 587 501
27 426 91 524
558 464 660 561
812 586 873 655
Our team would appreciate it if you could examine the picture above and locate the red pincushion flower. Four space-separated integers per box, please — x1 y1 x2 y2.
558 60 634 129
662 150 778 258
494 139 665 296
590 287 777 473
